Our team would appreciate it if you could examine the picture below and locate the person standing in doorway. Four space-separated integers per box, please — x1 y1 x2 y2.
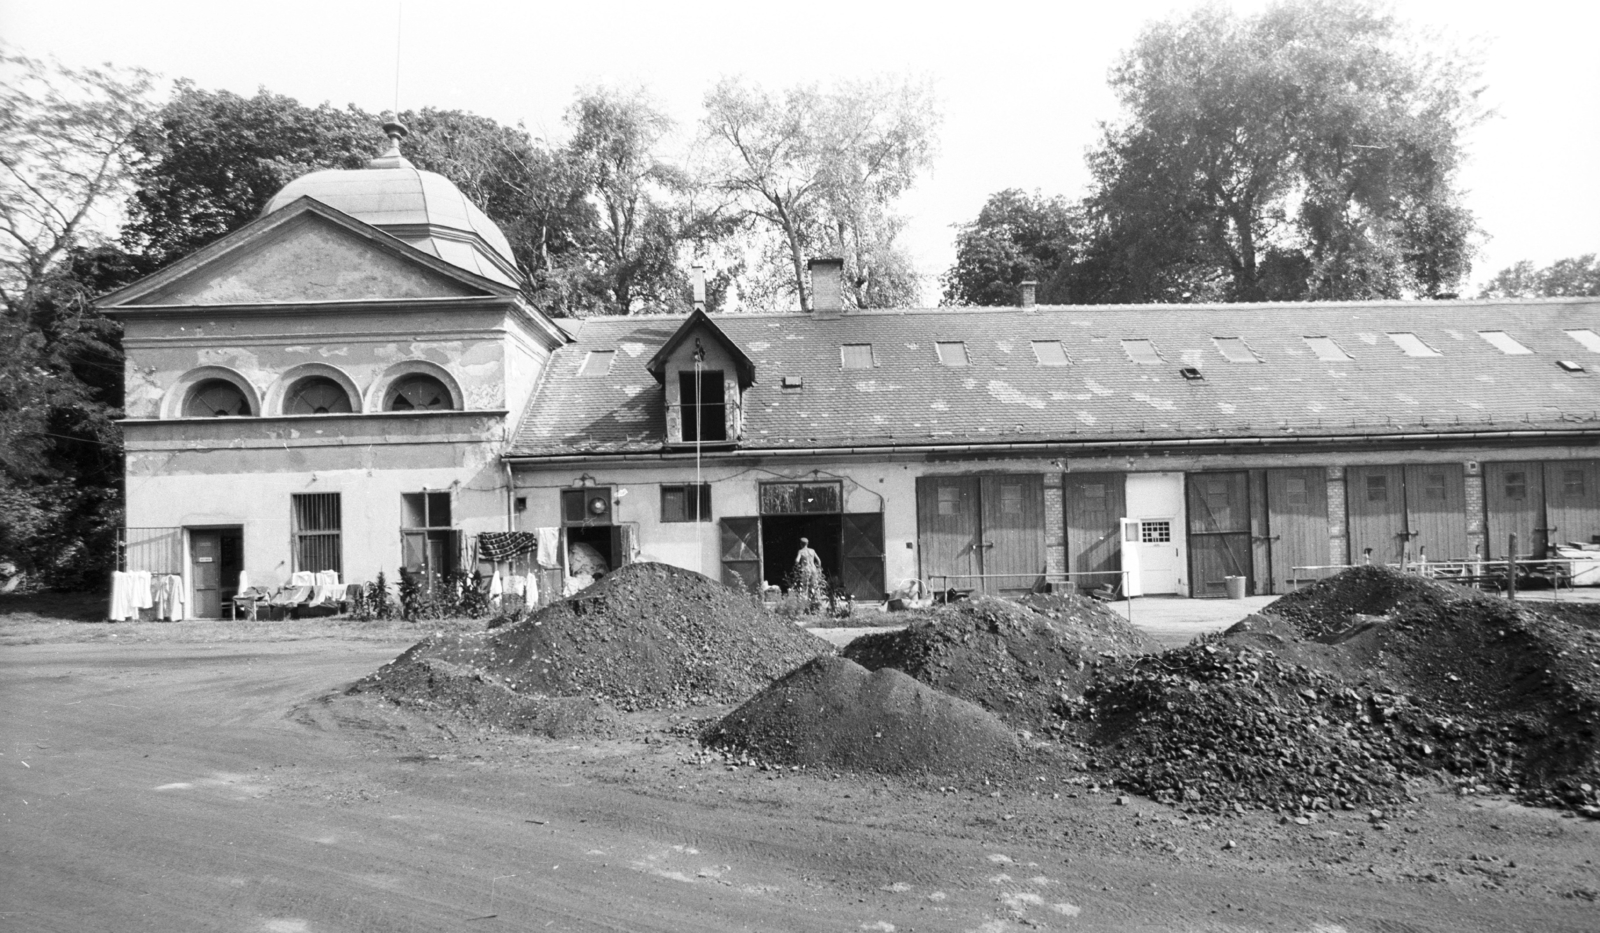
793 537 824 612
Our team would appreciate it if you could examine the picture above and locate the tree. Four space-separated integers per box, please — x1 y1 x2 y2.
0 50 159 313
702 76 938 311
1478 254 1600 299
120 84 374 266
1085 0 1484 303
564 87 696 314
942 189 1087 306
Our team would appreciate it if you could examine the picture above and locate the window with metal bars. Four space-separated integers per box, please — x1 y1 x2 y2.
661 484 713 522
291 493 342 575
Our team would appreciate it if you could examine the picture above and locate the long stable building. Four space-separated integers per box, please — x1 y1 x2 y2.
104 132 1600 616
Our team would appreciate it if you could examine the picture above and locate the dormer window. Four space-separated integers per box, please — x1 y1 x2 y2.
679 370 727 442
645 309 756 448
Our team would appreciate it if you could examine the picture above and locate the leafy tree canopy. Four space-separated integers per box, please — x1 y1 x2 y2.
1084 0 1484 303
941 189 1087 306
702 76 939 311
1478 254 1600 299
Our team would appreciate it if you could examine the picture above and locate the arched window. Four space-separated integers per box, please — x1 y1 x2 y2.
285 376 354 415
386 373 454 411
184 379 252 417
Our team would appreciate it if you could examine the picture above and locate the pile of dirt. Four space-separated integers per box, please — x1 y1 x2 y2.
358 562 832 716
703 656 1022 777
348 656 623 738
1087 567 1600 815
842 592 1153 733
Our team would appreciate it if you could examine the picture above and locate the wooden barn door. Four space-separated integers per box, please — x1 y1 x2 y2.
1404 464 1468 563
1544 460 1599 549
917 476 982 592
1064 473 1126 596
1186 472 1252 597
978 475 1045 596
719 517 762 593
1265 467 1328 592
1347 465 1408 564
840 513 886 600
1484 462 1547 558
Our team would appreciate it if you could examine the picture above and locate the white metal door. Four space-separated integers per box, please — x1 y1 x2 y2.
1125 472 1187 595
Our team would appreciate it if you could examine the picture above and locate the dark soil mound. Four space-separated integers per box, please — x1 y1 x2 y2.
348 657 623 738
703 656 1021 777
842 592 1153 733
366 562 831 712
1088 567 1600 815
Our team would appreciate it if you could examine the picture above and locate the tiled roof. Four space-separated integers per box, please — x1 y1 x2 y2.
507 298 1600 457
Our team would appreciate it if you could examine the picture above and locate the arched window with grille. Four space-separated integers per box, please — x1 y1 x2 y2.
386 373 455 411
285 376 354 415
184 379 252 417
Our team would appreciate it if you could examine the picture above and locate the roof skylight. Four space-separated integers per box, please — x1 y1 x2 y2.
1121 339 1163 364
1303 336 1351 361
1387 333 1442 357
1213 337 1260 363
1567 329 1600 353
578 350 615 376
1479 331 1532 355
1032 340 1069 366
935 341 969 366
840 344 875 369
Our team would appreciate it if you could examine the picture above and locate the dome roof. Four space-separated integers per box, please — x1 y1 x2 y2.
263 130 520 288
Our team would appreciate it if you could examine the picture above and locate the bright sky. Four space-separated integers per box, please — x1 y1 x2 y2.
3 0 1596 300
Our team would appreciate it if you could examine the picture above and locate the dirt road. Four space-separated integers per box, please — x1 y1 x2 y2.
3 628 1598 932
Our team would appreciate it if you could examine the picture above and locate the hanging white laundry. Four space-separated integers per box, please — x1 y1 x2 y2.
109 571 133 621
238 570 250 592
290 570 316 587
489 570 504 599
166 574 187 621
130 570 154 610
535 527 560 568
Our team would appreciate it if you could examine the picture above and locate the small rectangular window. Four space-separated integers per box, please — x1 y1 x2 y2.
1563 470 1586 497
1504 471 1527 501
661 483 713 522
1304 336 1351 361
1424 472 1448 501
1387 333 1442 357
1366 475 1388 502
1286 476 1308 505
1567 329 1600 353
1121 339 1163 365
937 485 961 516
935 341 969 366
1478 331 1532 355
292 492 342 575
1001 484 1024 514
402 491 451 529
1032 340 1069 366
841 344 875 369
579 350 615 376
1140 520 1171 544
1213 337 1260 363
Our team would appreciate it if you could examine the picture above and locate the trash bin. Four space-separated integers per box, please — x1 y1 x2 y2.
1224 575 1247 599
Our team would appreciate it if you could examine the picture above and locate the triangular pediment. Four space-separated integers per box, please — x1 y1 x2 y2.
102 198 507 308
644 309 757 387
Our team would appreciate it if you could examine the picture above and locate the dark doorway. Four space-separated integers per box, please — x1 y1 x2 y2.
190 526 243 619
761 513 842 591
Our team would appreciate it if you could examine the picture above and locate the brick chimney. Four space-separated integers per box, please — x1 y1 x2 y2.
691 263 707 313
1020 280 1038 308
808 257 844 319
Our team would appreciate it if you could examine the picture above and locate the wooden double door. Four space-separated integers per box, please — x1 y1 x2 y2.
1346 464 1470 565
1484 460 1600 558
916 474 1045 596
720 513 885 600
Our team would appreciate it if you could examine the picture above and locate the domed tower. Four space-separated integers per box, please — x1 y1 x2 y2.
263 118 522 288
98 118 566 616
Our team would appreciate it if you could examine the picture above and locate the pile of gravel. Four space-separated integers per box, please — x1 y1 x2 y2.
703 656 1022 777
359 562 832 716
1088 568 1600 815
842 592 1153 733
